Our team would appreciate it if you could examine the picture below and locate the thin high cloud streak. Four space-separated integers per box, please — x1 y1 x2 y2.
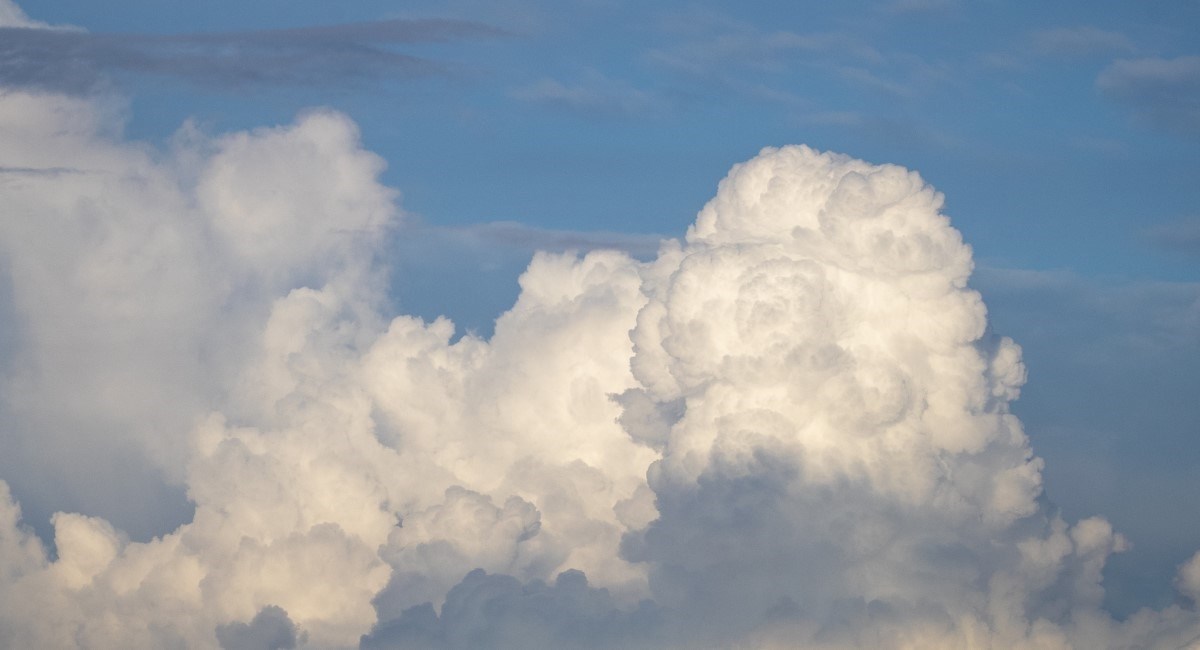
1029 26 1135 58
2 84 1200 649
638 7 1199 143
1098 56 1200 135
510 72 669 119
0 12 503 91
1144 217 1200 256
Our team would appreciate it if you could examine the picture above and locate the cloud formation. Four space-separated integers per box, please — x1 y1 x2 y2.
1 83 1200 650
1030 26 1134 58
510 72 667 119
0 11 503 92
1144 217 1200 257
1098 56 1200 134
217 606 304 650
649 11 881 78
884 0 960 14
0 0 60 29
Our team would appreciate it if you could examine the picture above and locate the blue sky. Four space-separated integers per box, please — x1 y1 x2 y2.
15 1 1200 280
5 0 1200 625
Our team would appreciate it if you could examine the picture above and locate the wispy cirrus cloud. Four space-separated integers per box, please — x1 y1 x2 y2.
509 71 668 119
883 0 960 14
1098 55 1200 134
1030 26 1134 58
0 16 506 92
980 25 1136 75
647 11 881 78
1144 216 1200 256
645 9 959 111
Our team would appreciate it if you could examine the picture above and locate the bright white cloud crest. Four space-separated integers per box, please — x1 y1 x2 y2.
1 88 1199 649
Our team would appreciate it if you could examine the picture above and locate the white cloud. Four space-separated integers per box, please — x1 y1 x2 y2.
1 84 1199 650
1180 552 1200 603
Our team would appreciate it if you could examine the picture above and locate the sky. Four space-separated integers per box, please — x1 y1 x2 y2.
0 0 1198 648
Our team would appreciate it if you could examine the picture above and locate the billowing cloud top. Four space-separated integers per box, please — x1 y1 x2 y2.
1 85 1199 650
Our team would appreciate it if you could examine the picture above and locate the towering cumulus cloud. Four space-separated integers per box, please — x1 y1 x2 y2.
1 85 1199 649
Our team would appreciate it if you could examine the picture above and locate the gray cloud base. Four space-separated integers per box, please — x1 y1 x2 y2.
0 17 502 92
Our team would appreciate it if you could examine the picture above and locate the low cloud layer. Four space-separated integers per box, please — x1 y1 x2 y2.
1 84 1200 650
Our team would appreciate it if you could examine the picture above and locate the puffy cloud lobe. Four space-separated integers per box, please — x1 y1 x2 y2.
374 487 544 618
623 145 1200 647
199 111 394 288
0 83 656 646
1180 552 1200 604
216 606 303 650
1 84 1200 650
0 87 405 648
363 569 661 650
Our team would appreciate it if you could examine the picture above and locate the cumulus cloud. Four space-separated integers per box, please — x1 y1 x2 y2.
0 89 396 541
362 569 661 650
2 83 1200 650
971 266 1200 614
1181 553 1200 604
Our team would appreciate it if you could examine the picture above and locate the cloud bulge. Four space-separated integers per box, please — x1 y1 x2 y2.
1 72 1200 650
